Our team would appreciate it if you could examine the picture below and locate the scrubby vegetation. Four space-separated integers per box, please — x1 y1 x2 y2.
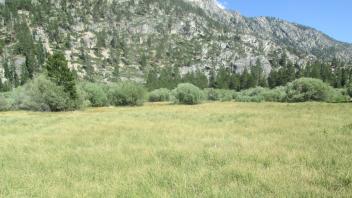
148 88 170 102
80 82 109 107
286 78 334 102
0 95 10 111
0 53 350 112
348 82 352 98
0 75 83 112
203 88 234 102
172 83 204 105
1 76 351 112
232 87 286 102
108 82 146 106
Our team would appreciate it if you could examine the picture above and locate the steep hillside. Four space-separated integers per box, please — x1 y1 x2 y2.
0 0 351 86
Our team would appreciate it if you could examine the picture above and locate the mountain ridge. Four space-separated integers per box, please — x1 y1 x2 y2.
0 0 351 86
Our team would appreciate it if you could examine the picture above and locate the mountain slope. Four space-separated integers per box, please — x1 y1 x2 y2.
0 0 351 85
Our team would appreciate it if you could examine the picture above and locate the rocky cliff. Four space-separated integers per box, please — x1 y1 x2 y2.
0 0 351 84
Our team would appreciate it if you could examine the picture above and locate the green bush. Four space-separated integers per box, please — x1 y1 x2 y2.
233 87 286 102
204 89 234 101
108 82 146 106
234 87 265 102
81 82 109 107
0 95 11 111
327 89 349 103
148 88 170 102
261 86 287 102
10 75 84 112
347 83 352 98
286 78 333 102
235 94 264 102
173 83 203 105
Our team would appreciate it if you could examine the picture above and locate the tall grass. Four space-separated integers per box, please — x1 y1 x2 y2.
0 102 351 197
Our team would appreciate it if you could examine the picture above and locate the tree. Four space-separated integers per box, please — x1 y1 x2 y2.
320 63 333 84
208 68 216 88
229 73 241 91
15 21 37 82
146 69 159 90
295 63 303 79
216 66 231 89
279 52 287 67
285 61 296 83
240 67 251 90
46 52 77 99
250 59 264 87
268 70 278 88
193 70 208 89
138 52 148 70
182 70 208 89
158 67 180 89
0 79 3 92
347 82 352 98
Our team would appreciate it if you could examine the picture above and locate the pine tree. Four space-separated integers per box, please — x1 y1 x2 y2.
320 63 333 84
285 61 296 83
138 52 148 70
0 79 3 92
295 62 303 79
279 53 287 67
229 73 241 91
184 69 208 89
240 67 251 90
310 62 321 79
216 66 231 89
46 52 77 99
268 70 278 88
208 68 216 88
146 69 159 90
14 21 36 83
250 59 264 87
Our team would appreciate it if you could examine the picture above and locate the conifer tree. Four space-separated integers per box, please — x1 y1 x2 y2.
208 68 216 88
146 69 159 90
46 52 77 99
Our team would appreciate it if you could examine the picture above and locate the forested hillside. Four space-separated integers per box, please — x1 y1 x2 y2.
0 0 351 91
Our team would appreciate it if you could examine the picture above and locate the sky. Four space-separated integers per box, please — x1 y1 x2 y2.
217 0 352 43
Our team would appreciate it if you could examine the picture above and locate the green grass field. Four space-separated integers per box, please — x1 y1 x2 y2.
0 102 351 197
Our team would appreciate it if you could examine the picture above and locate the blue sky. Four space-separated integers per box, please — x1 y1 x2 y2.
217 0 352 43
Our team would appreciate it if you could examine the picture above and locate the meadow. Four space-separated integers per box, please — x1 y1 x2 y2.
0 102 351 197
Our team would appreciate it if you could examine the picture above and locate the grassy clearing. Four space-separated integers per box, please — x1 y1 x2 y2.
0 102 351 197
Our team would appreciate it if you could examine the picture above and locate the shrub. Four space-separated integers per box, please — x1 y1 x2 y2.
233 87 286 103
204 88 220 101
327 89 349 103
81 83 109 107
10 75 84 112
347 82 352 98
0 95 11 111
173 83 203 105
286 78 333 102
234 87 266 102
261 86 287 102
108 82 146 106
204 89 234 101
235 94 264 102
148 88 170 102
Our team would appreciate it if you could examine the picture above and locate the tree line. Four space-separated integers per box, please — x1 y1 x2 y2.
146 54 352 91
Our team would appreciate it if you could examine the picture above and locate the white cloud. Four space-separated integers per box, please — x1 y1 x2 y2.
216 0 226 9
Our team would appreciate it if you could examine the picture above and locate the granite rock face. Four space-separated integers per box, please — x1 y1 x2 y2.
0 0 351 83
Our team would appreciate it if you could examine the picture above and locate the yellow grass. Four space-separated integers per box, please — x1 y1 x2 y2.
0 102 351 197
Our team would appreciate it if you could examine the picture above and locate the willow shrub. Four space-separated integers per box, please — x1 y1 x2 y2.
172 83 203 105
148 88 171 102
108 82 146 106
